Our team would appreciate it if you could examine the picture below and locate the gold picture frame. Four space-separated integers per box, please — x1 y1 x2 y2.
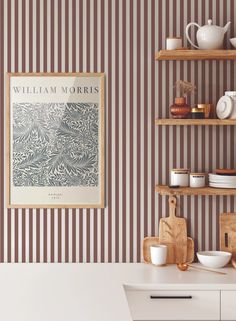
6 72 105 208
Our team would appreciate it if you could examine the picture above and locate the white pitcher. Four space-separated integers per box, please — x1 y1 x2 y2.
186 19 231 50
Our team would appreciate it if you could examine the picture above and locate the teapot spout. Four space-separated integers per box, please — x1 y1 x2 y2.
223 21 231 33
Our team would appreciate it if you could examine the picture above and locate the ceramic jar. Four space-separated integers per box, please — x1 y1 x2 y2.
170 97 191 119
191 107 205 119
216 92 236 119
171 169 190 187
166 37 182 50
190 173 206 188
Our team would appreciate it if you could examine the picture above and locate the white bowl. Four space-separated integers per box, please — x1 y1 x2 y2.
197 251 232 269
230 37 236 49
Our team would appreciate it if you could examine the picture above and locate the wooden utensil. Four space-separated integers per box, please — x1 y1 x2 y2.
177 263 227 275
159 196 188 263
220 213 236 253
143 236 194 264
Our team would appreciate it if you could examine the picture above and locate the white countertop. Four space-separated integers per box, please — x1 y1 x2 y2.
1 263 236 321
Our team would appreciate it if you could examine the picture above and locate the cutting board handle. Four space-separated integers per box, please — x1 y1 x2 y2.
169 196 177 218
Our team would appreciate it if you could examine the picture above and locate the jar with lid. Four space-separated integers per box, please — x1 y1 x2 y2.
191 107 205 119
216 91 236 119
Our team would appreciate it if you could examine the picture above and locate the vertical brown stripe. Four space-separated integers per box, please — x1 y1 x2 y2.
101 209 104 262
29 209 33 262
22 0 26 71
15 210 18 262
0 0 4 262
7 0 11 72
94 210 97 262
65 208 69 262
50 209 54 262
36 0 40 72
36 209 40 262
7 209 11 262
86 209 90 262
202 196 205 250
43 209 47 262
58 208 62 262
72 0 76 71
100 0 104 71
94 0 97 71
22 209 26 262
108 0 112 262
86 0 90 72
129 0 134 262
29 0 33 71
136 0 141 262
79 209 83 262
115 0 120 262
72 209 76 262
209 196 213 250
43 0 47 71
151 0 155 236
143 0 148 238
165 0 170 218
15 0 18 72
79 0 83 71
122 0 127 261
51 0 55 72
65 0 69 72
58 0 62 72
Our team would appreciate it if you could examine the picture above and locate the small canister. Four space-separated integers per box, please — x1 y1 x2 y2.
166 37 182 50
191 107 205 119
197 104 212 118
171 169 190 187
190 173 206 188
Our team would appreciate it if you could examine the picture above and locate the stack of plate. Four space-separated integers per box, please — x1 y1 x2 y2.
209 173 236 188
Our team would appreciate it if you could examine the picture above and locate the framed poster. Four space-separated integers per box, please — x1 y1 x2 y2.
6 73 105 208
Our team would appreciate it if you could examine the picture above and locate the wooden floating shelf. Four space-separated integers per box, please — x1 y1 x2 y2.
155 119 236 126
155 50 236 61
156 185 236 196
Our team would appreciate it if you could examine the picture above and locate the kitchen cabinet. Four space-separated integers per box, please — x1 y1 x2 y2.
221 291 236 320
126 289 236 321
125 290 220 320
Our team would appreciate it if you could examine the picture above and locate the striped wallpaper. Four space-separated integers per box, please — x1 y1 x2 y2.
0 0 235 263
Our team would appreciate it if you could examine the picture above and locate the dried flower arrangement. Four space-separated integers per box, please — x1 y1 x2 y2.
175 80 196 97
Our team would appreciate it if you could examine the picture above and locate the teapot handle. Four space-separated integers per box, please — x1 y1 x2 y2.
186 22 201 49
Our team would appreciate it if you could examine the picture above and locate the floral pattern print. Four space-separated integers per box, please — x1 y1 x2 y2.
13 102 99 187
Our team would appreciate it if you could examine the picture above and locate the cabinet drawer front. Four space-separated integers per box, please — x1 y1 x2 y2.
221 291 236 320
125 290 220 321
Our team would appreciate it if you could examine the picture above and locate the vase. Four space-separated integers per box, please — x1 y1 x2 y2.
170 97 191 119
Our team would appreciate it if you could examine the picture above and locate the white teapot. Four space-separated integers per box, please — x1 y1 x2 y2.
186 19 231 49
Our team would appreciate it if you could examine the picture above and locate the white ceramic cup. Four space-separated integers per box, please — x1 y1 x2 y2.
166 37 182 50
150 245 167 266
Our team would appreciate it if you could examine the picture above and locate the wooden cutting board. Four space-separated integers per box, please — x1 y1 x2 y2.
220 213 236 258
143 236 194 264
159 196 188 263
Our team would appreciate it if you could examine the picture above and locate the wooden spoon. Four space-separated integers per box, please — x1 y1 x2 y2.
177 263 226 275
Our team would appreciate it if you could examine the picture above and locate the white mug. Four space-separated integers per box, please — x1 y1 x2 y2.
166 37 182 50
150 245 167 266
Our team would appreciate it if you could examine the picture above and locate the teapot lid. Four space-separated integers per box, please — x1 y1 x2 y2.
208 19 213 25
